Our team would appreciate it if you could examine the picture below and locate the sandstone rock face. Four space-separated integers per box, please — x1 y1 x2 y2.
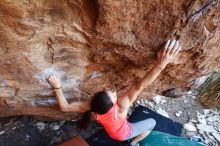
0 0 219 120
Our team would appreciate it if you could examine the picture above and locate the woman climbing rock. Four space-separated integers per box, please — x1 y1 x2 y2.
47 39 181 146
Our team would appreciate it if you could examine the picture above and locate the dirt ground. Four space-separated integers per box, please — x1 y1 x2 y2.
0 89 219 146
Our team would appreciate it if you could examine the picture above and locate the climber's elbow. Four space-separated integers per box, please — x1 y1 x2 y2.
60 106 70 112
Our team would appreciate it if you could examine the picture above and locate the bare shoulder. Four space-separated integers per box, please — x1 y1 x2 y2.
116 96 129 119
117 94 130 111
80 100 91 111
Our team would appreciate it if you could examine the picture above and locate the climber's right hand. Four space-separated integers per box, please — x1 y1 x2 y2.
156 39 181 69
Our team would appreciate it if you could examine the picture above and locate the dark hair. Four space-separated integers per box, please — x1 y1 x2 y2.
77 91 113 129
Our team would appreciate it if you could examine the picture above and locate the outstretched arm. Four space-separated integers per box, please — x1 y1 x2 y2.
117 39 181 110
48 75 90 113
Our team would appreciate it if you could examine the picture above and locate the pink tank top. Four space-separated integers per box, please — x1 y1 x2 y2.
95 104 132 141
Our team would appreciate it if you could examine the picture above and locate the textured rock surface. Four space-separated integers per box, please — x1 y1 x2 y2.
0 0 219 119
199 70 220 108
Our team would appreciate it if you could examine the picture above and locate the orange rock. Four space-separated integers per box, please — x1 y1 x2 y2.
0 0 219 120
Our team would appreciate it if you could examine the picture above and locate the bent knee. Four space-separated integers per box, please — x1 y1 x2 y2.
147 118 156 128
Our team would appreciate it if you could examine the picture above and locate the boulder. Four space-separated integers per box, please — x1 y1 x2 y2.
0 0 219 120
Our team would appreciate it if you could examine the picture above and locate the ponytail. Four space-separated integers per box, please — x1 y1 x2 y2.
77 110 92 129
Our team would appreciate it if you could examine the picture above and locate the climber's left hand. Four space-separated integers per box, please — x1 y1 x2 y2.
47 75 62 89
